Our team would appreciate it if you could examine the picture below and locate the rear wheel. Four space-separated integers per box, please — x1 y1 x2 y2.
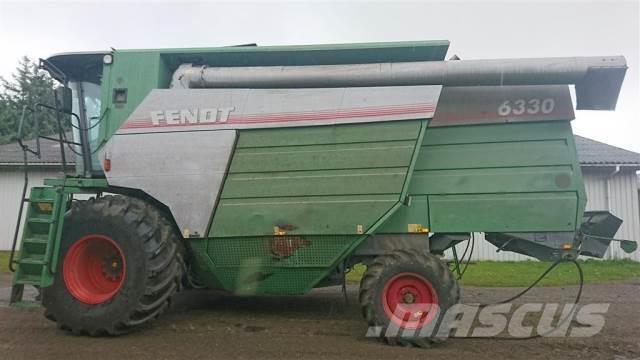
43 195 186 335
358 249 459 348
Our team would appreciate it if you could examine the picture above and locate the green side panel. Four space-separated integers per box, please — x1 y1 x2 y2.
204 235 357 294
235 119 421 147
409 165 577 194
214 195 398 236
223 168 406 198
429 193 578 232
194 120 424 294
101 52 167 138
230 141 415 173
400 120 585 233
189 234 363 294
414 140 572 170
210 121 422 237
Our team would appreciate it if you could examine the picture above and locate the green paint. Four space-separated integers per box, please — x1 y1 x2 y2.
213 194 399 236
409 121 585 233
210 120 422 238
44 177 109 189
378 196 430 233
197 120 424 293
429 192 578 232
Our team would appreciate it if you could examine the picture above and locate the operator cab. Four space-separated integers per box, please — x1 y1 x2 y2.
44 51 108 176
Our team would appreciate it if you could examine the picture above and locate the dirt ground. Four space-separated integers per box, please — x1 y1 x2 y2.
1 272 639 360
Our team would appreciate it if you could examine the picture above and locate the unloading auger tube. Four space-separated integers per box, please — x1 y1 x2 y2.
171 56 627 110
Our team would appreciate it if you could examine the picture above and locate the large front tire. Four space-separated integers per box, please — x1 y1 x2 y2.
358 249 460 348
43 195 186 336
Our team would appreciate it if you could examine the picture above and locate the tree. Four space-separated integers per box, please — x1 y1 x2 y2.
0 56 69 144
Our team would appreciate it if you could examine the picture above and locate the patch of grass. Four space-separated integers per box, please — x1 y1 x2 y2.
346 260 640 287
0 251 12 273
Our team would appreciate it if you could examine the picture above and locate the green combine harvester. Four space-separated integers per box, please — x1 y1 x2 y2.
8 40 633 347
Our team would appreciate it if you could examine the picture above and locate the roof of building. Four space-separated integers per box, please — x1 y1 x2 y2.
0 133 639 168
574 135 640 167
0 135 76 165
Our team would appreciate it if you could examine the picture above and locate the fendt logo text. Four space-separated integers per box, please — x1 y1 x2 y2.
150 107 236 126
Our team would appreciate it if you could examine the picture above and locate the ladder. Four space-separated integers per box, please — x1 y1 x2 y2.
8 103 70 304
10 187 65 304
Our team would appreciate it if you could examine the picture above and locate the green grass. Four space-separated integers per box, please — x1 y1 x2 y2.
0 251 14 273
346 260 640 287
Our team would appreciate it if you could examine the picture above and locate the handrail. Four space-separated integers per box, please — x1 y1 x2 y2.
8 102 79 272
9 107 36 272
8 150 29 273
16 106 40 157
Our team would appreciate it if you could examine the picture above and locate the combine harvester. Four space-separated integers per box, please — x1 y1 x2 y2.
8 40 634 346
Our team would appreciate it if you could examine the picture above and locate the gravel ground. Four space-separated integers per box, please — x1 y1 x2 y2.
1 272 639 360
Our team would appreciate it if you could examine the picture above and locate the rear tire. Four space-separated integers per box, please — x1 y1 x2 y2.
43 195 186 336
358 249 460 348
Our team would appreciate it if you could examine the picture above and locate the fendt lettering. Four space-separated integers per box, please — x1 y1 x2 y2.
9 41 632 349
150 107 235 126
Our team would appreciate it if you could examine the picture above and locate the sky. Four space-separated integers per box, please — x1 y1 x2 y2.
0 0 638 152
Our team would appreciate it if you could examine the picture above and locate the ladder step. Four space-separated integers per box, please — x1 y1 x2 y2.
27 217 54 224
15 274 43 285
24 236 49 244
18 255 47 265
29 198 56 203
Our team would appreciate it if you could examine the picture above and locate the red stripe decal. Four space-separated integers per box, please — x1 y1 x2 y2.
121 103 434 130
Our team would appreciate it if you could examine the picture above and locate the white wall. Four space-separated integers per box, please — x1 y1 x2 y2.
584 169 640 260
0 167 65 250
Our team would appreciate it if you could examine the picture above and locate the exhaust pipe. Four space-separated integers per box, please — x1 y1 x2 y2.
171 56 627 110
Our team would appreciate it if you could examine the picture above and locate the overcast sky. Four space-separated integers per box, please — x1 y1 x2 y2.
0 0 638 152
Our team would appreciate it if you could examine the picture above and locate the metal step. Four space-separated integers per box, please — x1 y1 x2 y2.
23 234 49 244
18 255 47 265
14 274 43 285
28 198 56 203
27 217 54 224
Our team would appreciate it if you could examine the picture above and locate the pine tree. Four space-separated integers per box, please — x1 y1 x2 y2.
0 56 68 144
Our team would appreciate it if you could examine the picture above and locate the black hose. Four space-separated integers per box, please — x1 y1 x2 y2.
458 233 475 279
454 259 584 339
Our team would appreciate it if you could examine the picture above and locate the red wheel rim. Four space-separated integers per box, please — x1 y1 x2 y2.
382 273 439 329
63 234 126 305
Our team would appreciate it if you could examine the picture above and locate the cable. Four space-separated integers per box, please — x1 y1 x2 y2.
458 233 475 279
453 258 584 340
477 257 565 307
451 233 475 280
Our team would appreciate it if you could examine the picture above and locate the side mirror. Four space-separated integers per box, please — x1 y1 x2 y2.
55 86 73 113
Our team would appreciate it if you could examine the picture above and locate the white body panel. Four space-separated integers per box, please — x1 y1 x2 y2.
100 131 236 236
117 86 441 133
